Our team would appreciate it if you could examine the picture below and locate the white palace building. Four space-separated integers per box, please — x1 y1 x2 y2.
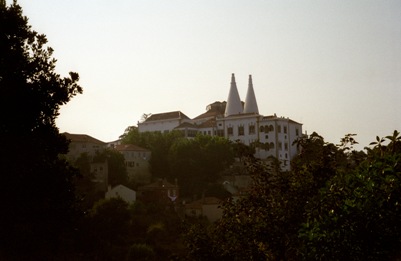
138 74 303 170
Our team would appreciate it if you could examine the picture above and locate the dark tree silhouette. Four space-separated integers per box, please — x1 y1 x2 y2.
0 1 82 258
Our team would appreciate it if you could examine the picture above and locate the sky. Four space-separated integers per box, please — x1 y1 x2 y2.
14 0 401 149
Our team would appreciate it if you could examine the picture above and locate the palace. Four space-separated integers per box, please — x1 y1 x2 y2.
138 74 302 170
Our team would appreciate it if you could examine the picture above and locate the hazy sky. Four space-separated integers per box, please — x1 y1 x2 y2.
15 0 401 149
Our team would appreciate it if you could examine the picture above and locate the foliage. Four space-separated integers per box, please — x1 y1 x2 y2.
0 2 82 258
299 130 401 260
121 127 185 179
77 198 132 259
186 131 401 260
93 148 128 186
121 126 236 198
74 152 101 209
126 243 156 261
169 135 235 197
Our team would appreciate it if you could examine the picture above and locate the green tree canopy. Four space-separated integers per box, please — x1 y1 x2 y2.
93 148 128 186
121 127 237 197
0 2 82 258
186 131 401 260
169 135 235 197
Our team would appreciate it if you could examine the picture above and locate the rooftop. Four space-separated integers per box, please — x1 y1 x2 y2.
143 111 190 122
63 132 106 145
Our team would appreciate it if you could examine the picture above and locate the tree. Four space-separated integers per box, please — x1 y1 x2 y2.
82 198 132 259
93 148 128 187
299 131 401 260
0 2 82 258
121 128 185 179
185 131 401 260
168 135 235 197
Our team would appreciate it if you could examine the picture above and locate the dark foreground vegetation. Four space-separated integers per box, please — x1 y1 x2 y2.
1 1 401 260
186 131 401 260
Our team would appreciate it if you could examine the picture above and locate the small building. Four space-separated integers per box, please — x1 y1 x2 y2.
138 179 179 204
138 111 191 134
185 197 223 222
114 144 151 184
63 132 107 162
105 184 136 204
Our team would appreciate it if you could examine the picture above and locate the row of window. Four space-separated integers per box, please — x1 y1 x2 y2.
175 125 299 138
126 161 140 168
228 125 300 136
255 142 289 151
124 152 148 158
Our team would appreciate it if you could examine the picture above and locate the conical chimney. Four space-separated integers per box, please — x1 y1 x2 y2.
243 75 259 114
224 73 243 117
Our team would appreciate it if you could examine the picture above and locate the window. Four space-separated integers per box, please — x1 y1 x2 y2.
269 125 274 131
260 126 264 132
238 126 244 136
284 126 287 134
277 125 281 133
208 130 211 135
217 129 224 137
296 128 299 136
270 142 275 149
278 142 282 150
285 143 288 150
249 125 255 134
227 127 233 136
265 135 269 139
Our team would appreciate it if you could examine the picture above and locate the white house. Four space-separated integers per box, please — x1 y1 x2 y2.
136 74 303 170
105 184 136 204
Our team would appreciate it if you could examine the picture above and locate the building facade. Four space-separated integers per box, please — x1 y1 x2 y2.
114 144 152 184
63 132 107 162
137 74 302 170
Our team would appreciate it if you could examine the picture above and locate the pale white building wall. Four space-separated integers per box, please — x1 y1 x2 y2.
105 184 136 204
220 114 259 145
197 126 215 136
257 117 302 171
138 119 184 133
138 118 191 133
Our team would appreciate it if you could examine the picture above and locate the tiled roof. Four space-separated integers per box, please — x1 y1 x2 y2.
197 119 216 128
193 110 222 120
114 144 149 152
174 122 197 129
63 133 106 145
262 115 302 125
144 111 190 122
